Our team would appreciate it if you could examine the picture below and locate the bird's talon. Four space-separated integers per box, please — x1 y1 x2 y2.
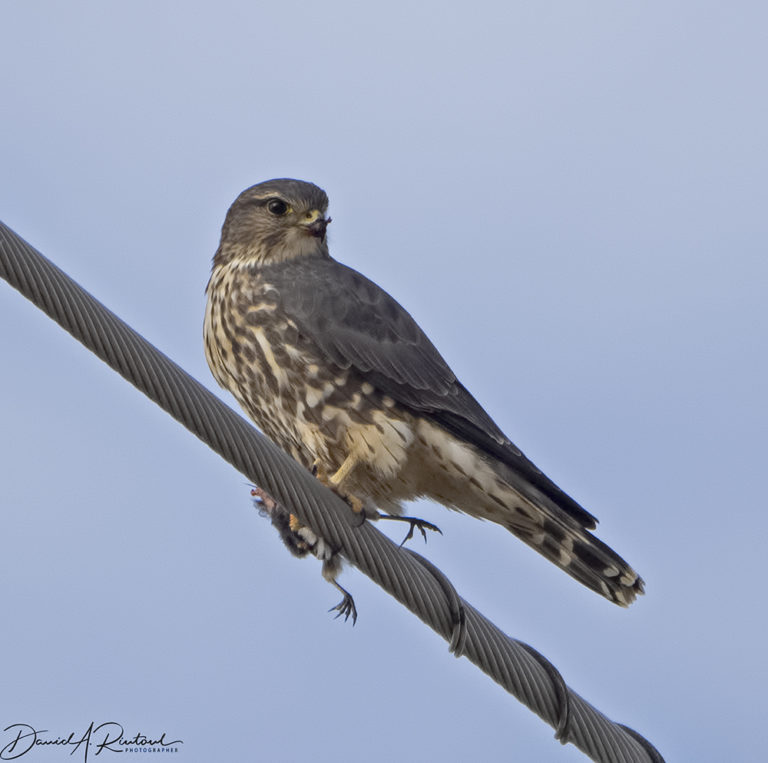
400 525 416 547
346 493 364 515
378 514 442 546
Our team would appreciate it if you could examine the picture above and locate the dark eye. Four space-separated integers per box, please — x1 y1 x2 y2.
267 198 288 216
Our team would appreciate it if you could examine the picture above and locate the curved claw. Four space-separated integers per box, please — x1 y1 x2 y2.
378 514 443 546
328 581 358 625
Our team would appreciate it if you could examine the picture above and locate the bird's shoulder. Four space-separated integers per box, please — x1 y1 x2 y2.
259 255 516 451
261 254 453 385
260 255 597 528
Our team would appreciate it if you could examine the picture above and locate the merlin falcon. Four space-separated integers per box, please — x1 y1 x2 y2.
204 179 644 609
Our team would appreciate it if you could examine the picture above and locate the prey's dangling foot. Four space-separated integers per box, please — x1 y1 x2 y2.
321 553 356 625
328 579 358 625
251 486 358 624
378 513 443 546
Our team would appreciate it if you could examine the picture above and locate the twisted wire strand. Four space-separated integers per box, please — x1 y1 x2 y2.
0 221 664 763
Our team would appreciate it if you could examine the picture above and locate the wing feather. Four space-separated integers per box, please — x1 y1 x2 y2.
263 255 597 528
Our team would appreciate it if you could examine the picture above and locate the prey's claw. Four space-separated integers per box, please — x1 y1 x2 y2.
329 581 357 625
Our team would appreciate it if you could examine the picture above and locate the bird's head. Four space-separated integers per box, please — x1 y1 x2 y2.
213 179 331 268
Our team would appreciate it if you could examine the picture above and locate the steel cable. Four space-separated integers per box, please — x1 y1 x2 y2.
0 221 663 762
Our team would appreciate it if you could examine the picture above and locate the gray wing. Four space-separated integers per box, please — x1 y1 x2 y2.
264 255 597 528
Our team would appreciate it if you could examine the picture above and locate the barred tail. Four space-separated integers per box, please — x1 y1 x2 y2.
508 514 644 606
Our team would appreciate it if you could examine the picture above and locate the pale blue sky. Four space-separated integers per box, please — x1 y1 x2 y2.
2 2 767 761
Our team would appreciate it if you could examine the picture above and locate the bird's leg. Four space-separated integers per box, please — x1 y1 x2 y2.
329 453 358 488
312 456 365 520
378 514 443 546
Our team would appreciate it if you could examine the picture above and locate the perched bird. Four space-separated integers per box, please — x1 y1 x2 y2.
204 178 644 611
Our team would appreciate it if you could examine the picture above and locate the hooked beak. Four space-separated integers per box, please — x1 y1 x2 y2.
302 210 331 239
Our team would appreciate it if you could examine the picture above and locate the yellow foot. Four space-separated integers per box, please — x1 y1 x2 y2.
312 460 330 482
337 492 360 514
312 459 365 518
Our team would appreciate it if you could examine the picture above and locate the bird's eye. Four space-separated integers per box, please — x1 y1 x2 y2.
267 199 288 216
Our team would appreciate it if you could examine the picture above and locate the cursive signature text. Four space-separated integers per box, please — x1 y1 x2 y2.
1 722 182 762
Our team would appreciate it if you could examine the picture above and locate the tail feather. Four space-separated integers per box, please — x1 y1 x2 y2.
484 463 644 606
512 514 644 606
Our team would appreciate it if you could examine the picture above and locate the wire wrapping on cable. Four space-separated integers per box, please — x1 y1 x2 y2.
0 221 664 763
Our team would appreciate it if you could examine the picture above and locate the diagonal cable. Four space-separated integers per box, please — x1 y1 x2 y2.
0 221 664 763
